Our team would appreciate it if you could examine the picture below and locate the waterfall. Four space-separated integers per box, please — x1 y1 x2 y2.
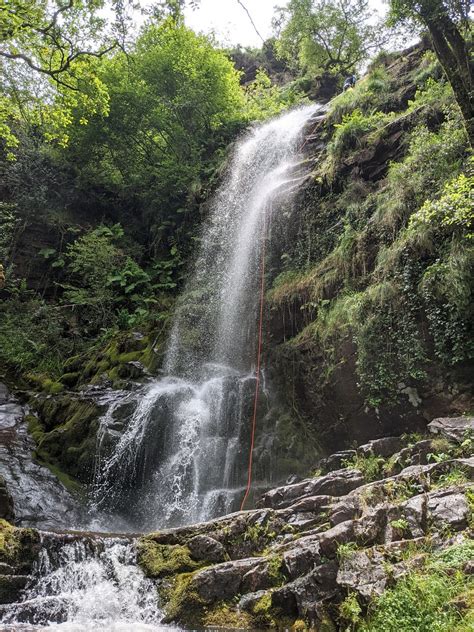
0 532 168 631
90 104 320 530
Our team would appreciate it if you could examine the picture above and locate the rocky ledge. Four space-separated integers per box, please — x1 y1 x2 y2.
137 416 474 630
0 416 472 629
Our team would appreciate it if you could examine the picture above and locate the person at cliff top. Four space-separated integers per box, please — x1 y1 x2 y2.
343 75 357 91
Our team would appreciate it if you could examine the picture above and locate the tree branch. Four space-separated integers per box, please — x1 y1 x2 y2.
236 0 265 44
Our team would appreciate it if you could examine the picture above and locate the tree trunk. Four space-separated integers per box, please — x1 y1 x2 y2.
423 16 473 146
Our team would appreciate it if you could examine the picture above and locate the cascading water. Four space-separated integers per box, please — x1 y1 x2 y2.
1 103 323 632
0 532 170 631
90 103 321 530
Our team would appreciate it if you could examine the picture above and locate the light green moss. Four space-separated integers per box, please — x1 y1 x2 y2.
137 540 199 578
160 572 205 625
203 602 253 628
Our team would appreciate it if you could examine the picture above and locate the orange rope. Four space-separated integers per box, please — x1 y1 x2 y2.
240 206 267 511
240 118 321 511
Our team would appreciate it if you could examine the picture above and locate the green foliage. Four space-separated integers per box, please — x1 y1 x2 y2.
243 69 307 121
337 542 360 561
360 541 474 631
329 108 392 159
409 171 473 241
66 18 245 262
0 0 118 152
328 67 392 124
0 285 70 375
275 0 389 76
343 453 387 481
339 592 362 626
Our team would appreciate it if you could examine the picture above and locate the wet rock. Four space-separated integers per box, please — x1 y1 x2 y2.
427 489 470 531
193 558 263 602
0 574 30 604
259 468 364 509
330 497 360 526
358 436 405 458
117 361 149 379
337 549 388 598
188 535 227 563
0 477 14 523
428 416 474 443
320 450 356 473
0 384 83 529
283 536 322 579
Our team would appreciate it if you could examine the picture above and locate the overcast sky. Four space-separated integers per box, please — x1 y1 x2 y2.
183 0 276 47
183 0 387 48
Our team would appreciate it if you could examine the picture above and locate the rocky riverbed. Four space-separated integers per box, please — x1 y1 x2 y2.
2 413 472 630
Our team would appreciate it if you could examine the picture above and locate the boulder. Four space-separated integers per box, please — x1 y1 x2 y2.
428 417 474 443
320 450 356 473
330 497 360 526
273 561 339 625
318 520 355 558
353 506 388 546
337 549 388 599
399 494 427 538
193 558 263 602
260 469 364 509
187 535 227 563
427 489 470 531
283 537 322 579
358 437 405 458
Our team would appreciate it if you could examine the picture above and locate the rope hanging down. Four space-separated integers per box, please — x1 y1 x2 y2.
240 205 268 511
240 121 320 511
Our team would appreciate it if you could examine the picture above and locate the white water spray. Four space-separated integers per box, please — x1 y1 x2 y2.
91 104 321 530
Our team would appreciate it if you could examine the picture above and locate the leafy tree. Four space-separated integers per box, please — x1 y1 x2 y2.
388 0 473 144
274 0 390 77
65 18 245 262
0 0 133 152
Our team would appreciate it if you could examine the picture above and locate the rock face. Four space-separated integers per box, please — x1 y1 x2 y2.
0 383 83 529
0 521 41 604
428 416 474 443
136 433 474 629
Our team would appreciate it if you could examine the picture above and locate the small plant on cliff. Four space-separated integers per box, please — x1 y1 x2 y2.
337 542 359 561
339 592 362 628
343 453 386 482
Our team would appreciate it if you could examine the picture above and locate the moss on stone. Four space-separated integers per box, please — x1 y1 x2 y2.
59 372 81 387
0 520 40 568
25 373 64 394
137 539 199 578
29 395 102 483
160 572 205 626
203 602 253 628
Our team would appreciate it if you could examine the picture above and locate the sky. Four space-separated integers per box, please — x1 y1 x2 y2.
183 0 276 48
183 0 387 48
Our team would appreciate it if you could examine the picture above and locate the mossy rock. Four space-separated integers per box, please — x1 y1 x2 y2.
0 520 40 569
59 372 81 387
203 602 254 628
29 395 102 483
0 520 41 604
160 571 206 626
26 373 64 394
137 539 200 578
